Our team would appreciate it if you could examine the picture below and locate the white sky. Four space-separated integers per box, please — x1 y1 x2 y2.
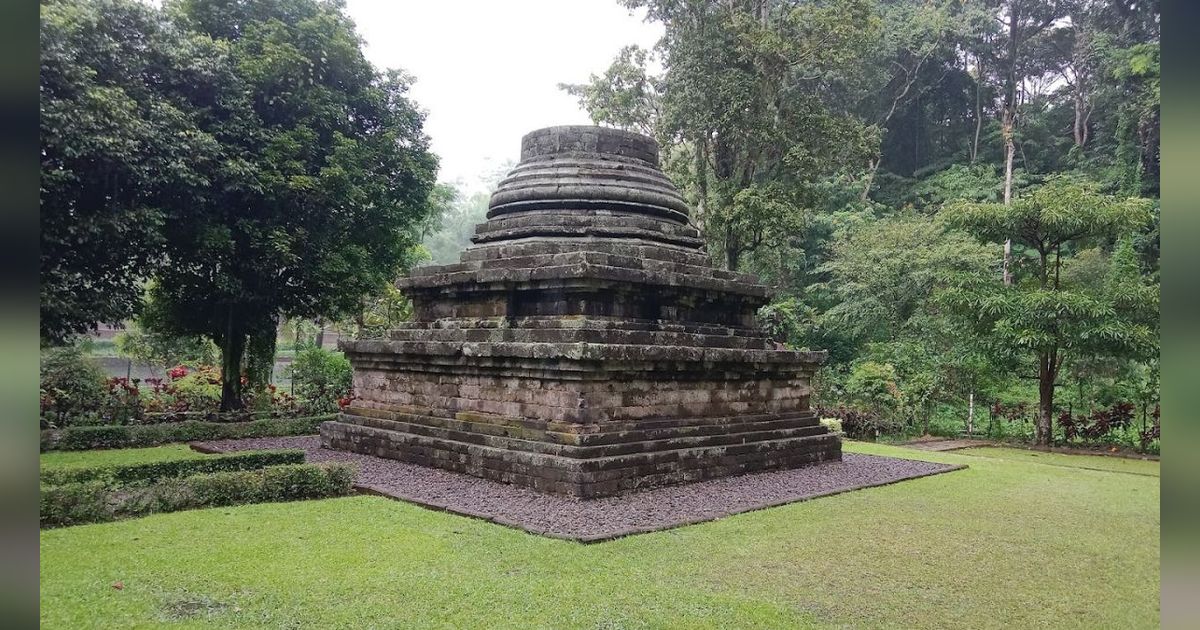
344 1 663 194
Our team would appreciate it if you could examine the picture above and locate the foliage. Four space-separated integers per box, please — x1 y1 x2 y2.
40 344 109 428
40 462 354 528
844 361 901 417
354 284 414 339
114 323 217 376
559 45 660 135
38 0 210 342
40 449 305 488
41 414 335 451
815 404 897 440
289 345 353 413
817 213 994 346
942 176 1156 445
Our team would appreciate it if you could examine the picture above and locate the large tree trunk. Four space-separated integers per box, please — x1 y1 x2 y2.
1002 109 1015 286
971 52 983 164
1036 351 1056 447
725 226 741 272
860 158 878 202
1073 90 1088 148
219 307 246 412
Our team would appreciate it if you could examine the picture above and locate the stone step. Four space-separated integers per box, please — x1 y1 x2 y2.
321 419 840 498
337 411 832 459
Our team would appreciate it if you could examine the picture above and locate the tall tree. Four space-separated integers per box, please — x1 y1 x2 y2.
986 0 1068 284
943 176 1155 446
147 0 438 409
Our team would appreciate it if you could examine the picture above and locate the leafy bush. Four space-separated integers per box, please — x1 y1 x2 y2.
40 344 109 428
290 345 353 413
40 463 356 528
818 417 843 434
40 449 305 487
815 405 900 439
41 414 334 451
845 361 902 417
157 365 223 412
39 481 109 527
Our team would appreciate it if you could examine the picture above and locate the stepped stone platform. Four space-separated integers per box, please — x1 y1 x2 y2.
320 125 841 498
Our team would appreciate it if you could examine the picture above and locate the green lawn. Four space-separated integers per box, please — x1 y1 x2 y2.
955 446 1160 476
40 444 210 471
39 442 1159 629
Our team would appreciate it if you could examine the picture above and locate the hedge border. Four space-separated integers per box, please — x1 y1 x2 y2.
40 449 306 487
40 414 334 451
40 462 356 528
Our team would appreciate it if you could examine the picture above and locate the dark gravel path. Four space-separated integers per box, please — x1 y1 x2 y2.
193 435 963 542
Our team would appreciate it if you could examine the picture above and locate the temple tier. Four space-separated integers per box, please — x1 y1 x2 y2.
320 125 841 498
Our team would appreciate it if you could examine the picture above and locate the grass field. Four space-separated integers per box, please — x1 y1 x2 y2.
39 442 1159 629
40 444 211 471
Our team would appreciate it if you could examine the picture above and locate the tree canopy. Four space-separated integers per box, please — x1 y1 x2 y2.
563 0 1160 446
40 0 441 409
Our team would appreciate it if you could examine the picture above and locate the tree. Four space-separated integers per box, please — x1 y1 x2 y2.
596 0 880 271
943 176 1155 446
985 0 1069 284
559 45 660 135
39 0 216 342
856 0 963 201
147 0 438 410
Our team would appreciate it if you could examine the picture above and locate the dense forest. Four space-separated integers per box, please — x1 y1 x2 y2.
427 0 1161 450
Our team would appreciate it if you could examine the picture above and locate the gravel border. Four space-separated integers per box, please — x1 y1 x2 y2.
192 435 965 542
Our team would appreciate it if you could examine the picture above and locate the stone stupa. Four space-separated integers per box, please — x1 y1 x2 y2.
320 125 841 498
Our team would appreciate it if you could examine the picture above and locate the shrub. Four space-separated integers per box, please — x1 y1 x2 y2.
815 405 901 439
819 417 843 434
40 344 108 428
152 365 223 413
41 414 334 451
40 449 305 487
40 463 356 528
39 481 109 527
291 345 353 413
845 361 902 418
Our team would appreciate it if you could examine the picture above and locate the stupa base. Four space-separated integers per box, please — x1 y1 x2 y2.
320 409 841 498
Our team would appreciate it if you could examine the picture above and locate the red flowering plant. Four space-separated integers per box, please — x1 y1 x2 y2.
98 377 146 425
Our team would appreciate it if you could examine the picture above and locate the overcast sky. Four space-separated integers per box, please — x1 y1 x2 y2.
343 1 663 194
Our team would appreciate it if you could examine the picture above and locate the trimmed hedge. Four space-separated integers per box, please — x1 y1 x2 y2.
41 414 334 451
40 449 305 488
41 462 356 528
